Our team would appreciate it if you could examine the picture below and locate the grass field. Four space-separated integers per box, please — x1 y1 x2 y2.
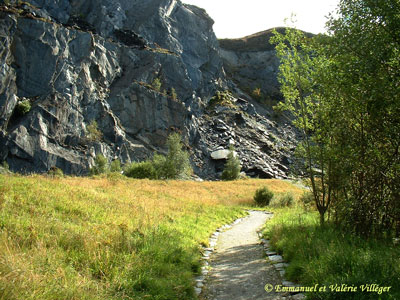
0 174 303 300
263 208 400 300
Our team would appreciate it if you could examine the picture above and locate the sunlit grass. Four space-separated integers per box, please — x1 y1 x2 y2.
0 174 303 299
262 208 400 300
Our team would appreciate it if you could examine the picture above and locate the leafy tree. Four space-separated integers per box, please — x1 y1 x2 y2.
221 147 241 181
271 27 338 225
272 1 400 235
322 0 400 236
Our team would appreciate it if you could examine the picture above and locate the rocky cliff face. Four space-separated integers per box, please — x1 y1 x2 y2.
218 29 285 103
0 0 297 179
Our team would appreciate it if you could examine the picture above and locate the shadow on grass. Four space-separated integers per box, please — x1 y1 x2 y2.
264 214 400 300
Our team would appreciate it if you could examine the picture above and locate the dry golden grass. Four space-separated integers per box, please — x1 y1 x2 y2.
61 176 304 209
0 174 304 300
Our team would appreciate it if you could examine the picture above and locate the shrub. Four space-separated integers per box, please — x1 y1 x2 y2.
252 87 262 100
86 120 102 142
152 78 162 92
254 187 274 206
299 191 314 210
110 159 122 173
221 148 241 181
170 87 178 101
1 161 9 170
106 171 124 181
124 161 157 179
0 161 10 174
90 154 108 175
122 133 192 180
271 192 294 207
15 99 31 117
208 90 234 108
48 167 64 178
151 153 167 179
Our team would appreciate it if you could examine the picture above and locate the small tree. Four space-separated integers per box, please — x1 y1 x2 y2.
170 88 178 101
252 87 263 101
221 147 241 181
151 78 162 92
161 133 192 179
86 120 102 142
271 27 337 226
121 133 192 180
90 154 108 175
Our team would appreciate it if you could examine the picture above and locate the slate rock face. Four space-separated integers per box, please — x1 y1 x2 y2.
0 13 18 132
0 0 298 178
218 29 284 102
0 14 145 173
219 28 314 103
26 0 71 23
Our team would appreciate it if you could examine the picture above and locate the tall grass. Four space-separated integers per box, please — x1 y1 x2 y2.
263 208 400 300
0 175 303 299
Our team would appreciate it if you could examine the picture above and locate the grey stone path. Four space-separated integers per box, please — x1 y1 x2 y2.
201 211 284 300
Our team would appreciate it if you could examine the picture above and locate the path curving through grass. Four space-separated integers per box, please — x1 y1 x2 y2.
202 211 284 300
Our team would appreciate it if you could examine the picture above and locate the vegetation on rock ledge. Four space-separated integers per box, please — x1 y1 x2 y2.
208 90 236 109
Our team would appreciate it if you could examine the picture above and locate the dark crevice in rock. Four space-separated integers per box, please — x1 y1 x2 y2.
64 15 96 33
6 100 31 133
113 29 147 49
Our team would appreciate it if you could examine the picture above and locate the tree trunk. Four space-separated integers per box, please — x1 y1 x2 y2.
319 211 325 226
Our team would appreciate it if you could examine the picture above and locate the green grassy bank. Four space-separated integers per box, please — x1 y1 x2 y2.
263 208 400 300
